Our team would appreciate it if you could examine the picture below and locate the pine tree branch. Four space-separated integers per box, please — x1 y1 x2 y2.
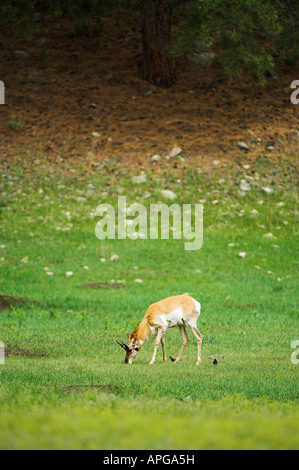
169 0 195 11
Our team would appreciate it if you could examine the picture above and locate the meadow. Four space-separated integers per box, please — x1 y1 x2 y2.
0 156 298 449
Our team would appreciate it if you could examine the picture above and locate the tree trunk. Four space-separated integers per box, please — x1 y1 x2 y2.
140 0 176 88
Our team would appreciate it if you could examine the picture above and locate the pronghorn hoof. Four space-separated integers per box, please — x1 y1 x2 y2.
169 356 176 362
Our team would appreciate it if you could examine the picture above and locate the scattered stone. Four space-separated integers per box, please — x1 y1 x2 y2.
14 50 29 58
238 252 246 258
240 180 251 192
149 154 161 163
262 187 274 195
263 233 276 239
160 189 177 201
109 254 119 262
132 174 147 184
169 147 182 157
187 51 216 68
237 141 249 151
134 279 143 283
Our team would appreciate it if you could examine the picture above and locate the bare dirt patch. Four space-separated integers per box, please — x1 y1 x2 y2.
57 384 119 393
5 346 45 357
80 282 125 289
0 295 26 311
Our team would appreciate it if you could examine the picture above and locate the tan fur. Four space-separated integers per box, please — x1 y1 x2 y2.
122 295 203 365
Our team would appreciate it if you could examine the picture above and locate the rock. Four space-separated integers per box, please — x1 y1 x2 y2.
109 254 119 262
187 52 216 68
240 180 251 192
269 70 280 80
262 187 274 195
149 154 161 163
263 232 276 239
238 252 247 258
132 174 147 184
237 141 249 151
34 13 42 22
169 147 182 157
160 190 177 201
14 50 29 58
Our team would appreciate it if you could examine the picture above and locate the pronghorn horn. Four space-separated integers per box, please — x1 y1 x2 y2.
116 341 129 351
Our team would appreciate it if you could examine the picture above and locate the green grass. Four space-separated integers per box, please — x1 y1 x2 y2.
0 158 298 449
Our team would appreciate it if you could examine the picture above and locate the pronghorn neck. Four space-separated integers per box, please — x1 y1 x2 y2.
131 319 151 347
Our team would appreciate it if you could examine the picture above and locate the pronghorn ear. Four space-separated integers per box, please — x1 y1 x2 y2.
135 335 138 345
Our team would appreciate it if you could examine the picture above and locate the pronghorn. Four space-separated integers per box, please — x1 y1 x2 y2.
117 295 202 365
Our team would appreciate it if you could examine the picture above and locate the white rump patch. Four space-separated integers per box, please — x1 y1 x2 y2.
192 298 201 316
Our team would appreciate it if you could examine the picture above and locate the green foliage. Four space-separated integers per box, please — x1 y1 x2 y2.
174 0 284 82
0 0 129 36
275 0 299 65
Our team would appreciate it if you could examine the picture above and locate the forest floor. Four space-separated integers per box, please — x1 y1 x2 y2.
0 13 298 176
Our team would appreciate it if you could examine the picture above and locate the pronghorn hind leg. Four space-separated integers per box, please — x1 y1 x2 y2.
161 334 167 362
149 328 164 365
190 326 203 365
173 324 189 363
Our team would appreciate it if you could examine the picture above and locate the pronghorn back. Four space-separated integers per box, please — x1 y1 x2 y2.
146 295 201 330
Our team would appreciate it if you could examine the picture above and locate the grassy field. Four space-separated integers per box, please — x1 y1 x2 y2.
0 157 298 449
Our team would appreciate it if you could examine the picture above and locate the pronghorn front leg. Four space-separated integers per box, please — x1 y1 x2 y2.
149 328 164 364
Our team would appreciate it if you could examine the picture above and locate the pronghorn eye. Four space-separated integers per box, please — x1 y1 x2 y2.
134 347 139 351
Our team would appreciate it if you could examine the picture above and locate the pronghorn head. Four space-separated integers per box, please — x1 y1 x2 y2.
117 333 140 364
